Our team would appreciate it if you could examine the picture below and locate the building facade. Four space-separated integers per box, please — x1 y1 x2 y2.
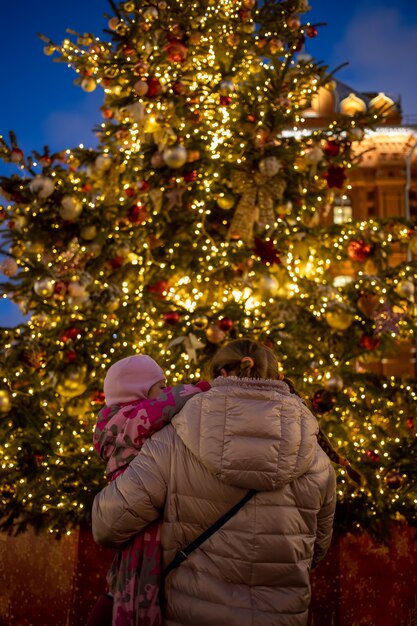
306 82 417 377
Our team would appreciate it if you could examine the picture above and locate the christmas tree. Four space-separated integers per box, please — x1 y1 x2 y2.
1 0 417 537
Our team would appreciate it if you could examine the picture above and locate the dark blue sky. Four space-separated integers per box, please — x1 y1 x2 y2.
1 0 417 325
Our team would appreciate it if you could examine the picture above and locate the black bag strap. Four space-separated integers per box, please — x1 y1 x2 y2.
163 489 257 578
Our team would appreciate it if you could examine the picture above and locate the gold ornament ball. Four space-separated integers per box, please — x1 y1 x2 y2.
56 366 87 398
123 1 135 11
56 380 87 398
1 258 18 277
59 195 83 220
106 297 121 312
33 277 55 298
269 38 284 54
219 79 235 95
143 6 158 20
287 15 301 30
325 308 354 330
134 80 149 96
163 145 188 168
206 325 226 344
192 314 209 330
396 280 415 301
0 389 12 414
108 17 120 30
242 22 256 33
95 154 112 171
81 77 97 92
217 194 235 210
80 225 98 241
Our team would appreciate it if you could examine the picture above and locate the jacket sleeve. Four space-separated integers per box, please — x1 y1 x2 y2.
312 463 337 568
92 427 172 548
93 382 210 477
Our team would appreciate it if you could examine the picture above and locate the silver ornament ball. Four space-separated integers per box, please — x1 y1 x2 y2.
33 277 55 298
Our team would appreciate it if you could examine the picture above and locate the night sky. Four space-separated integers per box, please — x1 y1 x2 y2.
1 0 417 325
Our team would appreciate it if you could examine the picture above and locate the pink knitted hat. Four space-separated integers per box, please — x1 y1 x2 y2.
103 355 165 405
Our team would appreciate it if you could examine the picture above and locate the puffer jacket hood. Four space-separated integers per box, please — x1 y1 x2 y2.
172 376 319 492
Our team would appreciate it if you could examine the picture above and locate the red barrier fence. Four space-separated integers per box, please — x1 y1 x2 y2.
1 523 417 625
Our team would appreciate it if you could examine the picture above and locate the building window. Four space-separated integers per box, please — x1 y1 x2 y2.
333 196 352 224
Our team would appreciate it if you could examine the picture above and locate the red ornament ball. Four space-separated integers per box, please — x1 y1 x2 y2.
347 239 373 262
92 390 106 404
127 204 149 224
164 39 188 63
147 280 170 299
60 327 80 343
311 389 336 414
218 317 234 332
183 170 198 183
121 45 135 57
163 311 180 325
366 450 380 462
54 281 67 296
39 154 52 167
172 81 186 95
306 25 318 38
108 255 124 270
220 95 232 106
64 350 77 363
323 165 346 189
323 140 340 158
138 180 151 192
10 148 24 163
146 77 163 98
360 333 380 351
206 325 226 344
238 9 252 21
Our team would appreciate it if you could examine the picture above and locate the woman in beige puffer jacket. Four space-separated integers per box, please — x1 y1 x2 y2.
92 339 336 626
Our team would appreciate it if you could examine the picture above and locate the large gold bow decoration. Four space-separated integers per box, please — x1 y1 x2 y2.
228 169 287 244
